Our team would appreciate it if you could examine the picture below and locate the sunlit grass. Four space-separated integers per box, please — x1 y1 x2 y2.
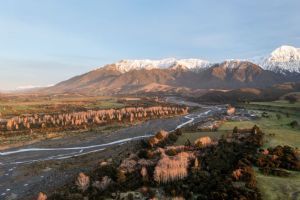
0 96 124 116
219 111 300 148
219 105 300 200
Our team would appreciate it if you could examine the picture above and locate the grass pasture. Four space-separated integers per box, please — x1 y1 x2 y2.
250 100 300 109
219 111 300 148
239 102 300 200
0 95 124 117
256 169 300 200
246 100 300 117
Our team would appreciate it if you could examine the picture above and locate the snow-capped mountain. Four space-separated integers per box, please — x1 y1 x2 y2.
109 46 300 74
105 58 211 73
254 45 300 74
45 44 300 95
98 45 300 75
219 60 251 70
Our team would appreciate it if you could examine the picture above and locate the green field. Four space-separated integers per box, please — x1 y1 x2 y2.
256 169 300 200
245 100 300 117
0 95 124 117
226 102 300 200
250 100 300 109
219 111 300 148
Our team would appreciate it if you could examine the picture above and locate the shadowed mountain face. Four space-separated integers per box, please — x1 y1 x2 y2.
196 61 288 89
197 82 300 103
45 60 299 95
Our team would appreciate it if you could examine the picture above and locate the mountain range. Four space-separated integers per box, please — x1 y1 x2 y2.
45 45 300 95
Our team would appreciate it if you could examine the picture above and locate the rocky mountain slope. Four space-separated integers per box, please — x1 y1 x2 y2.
197 82 300 103
45 61 293 95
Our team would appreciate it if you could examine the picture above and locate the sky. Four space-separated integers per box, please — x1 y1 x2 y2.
0 0 300 90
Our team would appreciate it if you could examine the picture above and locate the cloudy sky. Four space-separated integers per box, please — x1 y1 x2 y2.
0 0 299 90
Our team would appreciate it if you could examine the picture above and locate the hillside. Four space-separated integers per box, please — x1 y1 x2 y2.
196 82 300 103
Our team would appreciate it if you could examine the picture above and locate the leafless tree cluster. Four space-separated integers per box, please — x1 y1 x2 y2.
37 192 47 200
148 130 172 147
75 172 90 192
92 176 112 191
154 152 194 183
0 106 188 131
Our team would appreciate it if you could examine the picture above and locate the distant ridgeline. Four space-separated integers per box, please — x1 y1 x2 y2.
0 106 188 132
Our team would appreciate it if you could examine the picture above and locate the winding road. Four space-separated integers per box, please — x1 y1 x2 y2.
0 99 226 199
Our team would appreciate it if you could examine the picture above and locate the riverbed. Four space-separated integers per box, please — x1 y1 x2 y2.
0 102 226 199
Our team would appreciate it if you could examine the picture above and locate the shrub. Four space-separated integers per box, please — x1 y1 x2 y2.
290 120 298 128
148 137 159 147
194 136 212 148
37 192 47 200
155 130 169 140
141 167 149 182
276 113 281 120
261 112 269 118
92 176 112 191
117 169 126 183
165 148 178 156
154 152 191 184
232 126 238 134
75 172 90 192
251 125 261 135
184 139 191 146
138 149 149 159
285 95 297 104
168 133 178 142
120 157 137 173
175 129 182 136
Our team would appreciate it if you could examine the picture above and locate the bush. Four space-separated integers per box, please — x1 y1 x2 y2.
175 128 182 136
138 149 149 159
117 170 126 184
75 172 90 192
290 120 298 128
262 112 269 118
165 148 178 156
285 95 297 104
155 130 168 140
276 113 281 120
233 126 238 133
168 133 178 142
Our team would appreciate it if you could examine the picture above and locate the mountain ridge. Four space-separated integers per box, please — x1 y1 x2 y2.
88 45 300 74
41 45 300 95
45 60 296 95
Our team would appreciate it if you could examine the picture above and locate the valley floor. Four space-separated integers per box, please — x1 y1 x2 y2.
0 104 224 200
0 98 299 200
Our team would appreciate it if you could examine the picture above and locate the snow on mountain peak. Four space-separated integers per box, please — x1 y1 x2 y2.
96 45 300 75
269 45 300 62
111 58 211 72
254 45 300 74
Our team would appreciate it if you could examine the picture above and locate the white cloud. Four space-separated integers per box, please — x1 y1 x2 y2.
16 84 54 90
